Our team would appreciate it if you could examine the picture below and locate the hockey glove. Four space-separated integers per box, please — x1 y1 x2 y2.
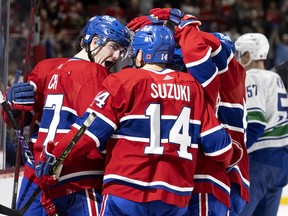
35 141 59 189
5 82 35 111
150 8 201 29
126 15 165 32
36 141 57 177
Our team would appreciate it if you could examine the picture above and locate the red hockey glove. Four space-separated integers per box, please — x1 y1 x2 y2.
41 190 58 216
127 15 165 32
150 8 201 29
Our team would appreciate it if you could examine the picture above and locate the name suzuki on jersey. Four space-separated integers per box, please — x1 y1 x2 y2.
150 83 191 102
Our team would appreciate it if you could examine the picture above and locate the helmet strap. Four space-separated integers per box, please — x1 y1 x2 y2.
133 50 145 68
86 43 117 70
241 57 252 68
86 44 102 62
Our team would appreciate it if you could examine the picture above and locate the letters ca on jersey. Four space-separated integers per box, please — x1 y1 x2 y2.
48 74 59 90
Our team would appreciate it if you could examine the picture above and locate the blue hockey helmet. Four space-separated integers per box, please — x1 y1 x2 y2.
82 15 131 50
211 32 236 54
168 46 187 71
131 25 175 64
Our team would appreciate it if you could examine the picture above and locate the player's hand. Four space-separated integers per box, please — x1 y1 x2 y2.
36 141 57 177
150 8 201 29
5 82 35 111
35 141 59 189
127 15 165 32
227 140 243 172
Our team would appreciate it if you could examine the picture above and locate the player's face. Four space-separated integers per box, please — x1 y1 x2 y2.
93 41 126 69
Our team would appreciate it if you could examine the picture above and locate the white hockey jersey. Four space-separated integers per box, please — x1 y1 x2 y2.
245 68 288 153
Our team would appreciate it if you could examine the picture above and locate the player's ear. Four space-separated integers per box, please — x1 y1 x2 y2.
243 51 251 62
91 36 98 46
135 50 144 67
244 51 250 58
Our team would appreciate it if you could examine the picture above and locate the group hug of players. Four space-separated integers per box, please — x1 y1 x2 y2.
2 6 288 216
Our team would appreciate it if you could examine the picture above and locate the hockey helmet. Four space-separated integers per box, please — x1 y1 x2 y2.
211 32 236 54
168 46 187 71
235 33 269 60
131 25 175 64
82 15 131 50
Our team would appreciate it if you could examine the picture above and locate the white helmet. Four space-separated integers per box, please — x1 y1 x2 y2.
235 33 269 60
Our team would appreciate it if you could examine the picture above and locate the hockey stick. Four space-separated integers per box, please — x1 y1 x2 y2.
11 131 22 210
0 185 41 216
0 91 36 166
0 186 40 216
0 204 21 216
7 70 24 211
49 111 97 176
0 111 97 215
0 91 36 211
11 69 29 209
9 0 36 208
271 59 288 72
13 69 23 85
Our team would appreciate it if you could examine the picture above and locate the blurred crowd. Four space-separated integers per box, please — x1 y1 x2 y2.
8 0 288 76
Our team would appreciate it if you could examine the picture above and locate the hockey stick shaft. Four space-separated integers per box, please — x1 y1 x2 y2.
12 142 21 209
13 69 23 85
0 91 35 166
16 186 41 216
12 0 35 207
49 112 97 175
0 186 41 216
0 111 97 215
0 91 36 210
0 204 21 216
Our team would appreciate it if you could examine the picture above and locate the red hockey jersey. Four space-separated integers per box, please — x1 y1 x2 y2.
34 58 110 199
53 67 239 208
175 26 249 207
1 58 68 184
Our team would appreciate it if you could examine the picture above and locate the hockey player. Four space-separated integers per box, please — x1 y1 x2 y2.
127 9 248 215
167 32 248 216
188 31 248 216
2 15 131 216
235 33 288 216
35 25 242 216
2 58 68 216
